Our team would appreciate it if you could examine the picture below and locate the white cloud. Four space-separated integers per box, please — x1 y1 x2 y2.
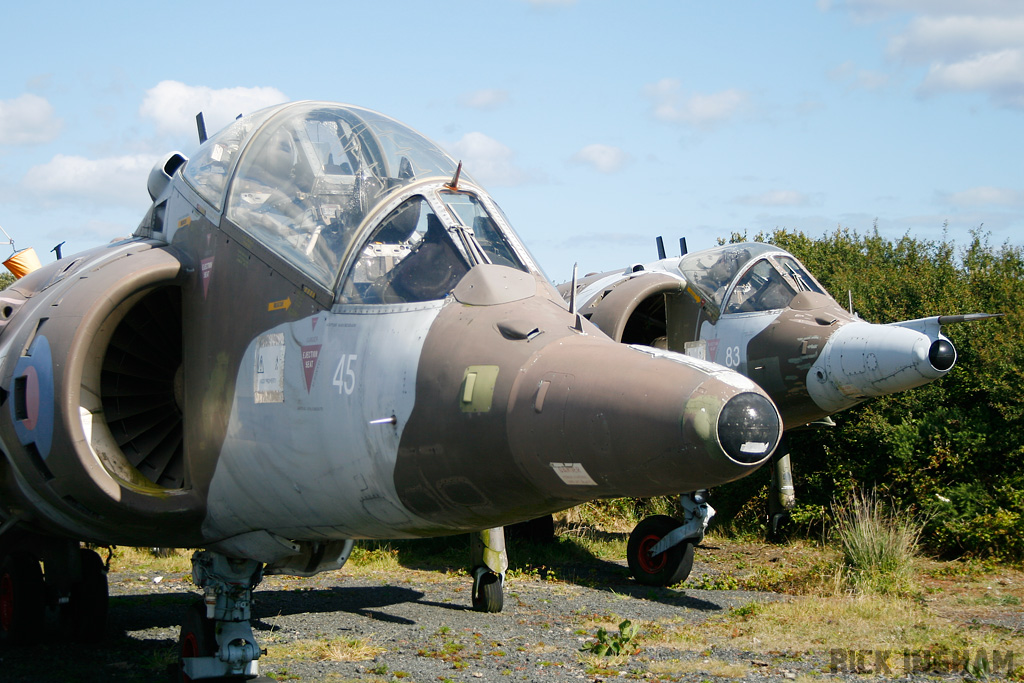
735 190 813 207
570 144 630 173
459 89 511 110
447 132 531 187
889 15 1024 62
836 1 1022 21
0 94 63 145
919 48 1024 105
644 79 748 127
830 3 1024 108
139 81 287 137
941 186 1024 206
21 154 159 206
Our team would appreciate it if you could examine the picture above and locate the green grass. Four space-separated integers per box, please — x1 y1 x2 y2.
832 489 922 596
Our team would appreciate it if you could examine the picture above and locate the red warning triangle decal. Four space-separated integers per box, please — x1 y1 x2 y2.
301 344 321 392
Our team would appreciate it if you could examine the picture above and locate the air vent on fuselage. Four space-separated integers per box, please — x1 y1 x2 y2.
100 287 184 489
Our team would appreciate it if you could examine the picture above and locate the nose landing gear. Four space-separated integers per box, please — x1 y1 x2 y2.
177 551 263 681
626 491 715 587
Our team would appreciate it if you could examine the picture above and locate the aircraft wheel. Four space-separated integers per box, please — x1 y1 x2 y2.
0 551 46 645
627 515 695 587
67 548 109 643
178 602 217 682
472 571 503 613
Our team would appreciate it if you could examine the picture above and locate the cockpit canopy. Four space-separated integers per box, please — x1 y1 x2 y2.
179 101 536 297
678 242 828 317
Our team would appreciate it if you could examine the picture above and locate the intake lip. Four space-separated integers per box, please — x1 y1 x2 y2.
717 392 781 465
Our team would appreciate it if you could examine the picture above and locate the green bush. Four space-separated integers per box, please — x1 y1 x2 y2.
734 226 1024 560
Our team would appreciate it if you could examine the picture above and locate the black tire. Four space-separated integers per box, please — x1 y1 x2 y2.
626 515 695 587
67 548 109 643
178 601 218 682
0 551 46 645
472 571 503 613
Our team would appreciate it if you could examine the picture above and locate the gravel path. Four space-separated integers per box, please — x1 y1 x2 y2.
1 553 1014 681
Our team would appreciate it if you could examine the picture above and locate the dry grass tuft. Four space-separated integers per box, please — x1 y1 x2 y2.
833 489 922 596
313 636 387 662
648 657 751 678
660 593 1024 656
271 636 386 662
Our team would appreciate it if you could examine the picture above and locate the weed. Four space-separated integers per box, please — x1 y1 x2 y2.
580 618 640 657
508 563 558 581
728 602 762 620
741 565 795 592
348 542 403 572
687 572 740 590
966 654 993 681
833 488 922 596
108 546 193 574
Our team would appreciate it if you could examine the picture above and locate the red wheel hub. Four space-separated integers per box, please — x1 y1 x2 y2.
636 534 667 574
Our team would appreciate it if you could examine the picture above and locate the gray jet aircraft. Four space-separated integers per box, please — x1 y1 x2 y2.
0 102 783 680
562 238 996 586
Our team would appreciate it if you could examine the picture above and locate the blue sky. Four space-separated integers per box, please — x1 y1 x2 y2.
1 0 1021 281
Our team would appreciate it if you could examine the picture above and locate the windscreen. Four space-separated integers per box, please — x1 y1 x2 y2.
340 196 470 304
440 192 527 271
678 243 776 311
725 259 798 313
223 103 462 288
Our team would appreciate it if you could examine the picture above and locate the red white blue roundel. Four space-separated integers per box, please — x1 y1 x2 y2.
11 335 55 459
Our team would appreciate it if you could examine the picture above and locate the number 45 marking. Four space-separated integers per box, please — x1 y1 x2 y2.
333 354 358 395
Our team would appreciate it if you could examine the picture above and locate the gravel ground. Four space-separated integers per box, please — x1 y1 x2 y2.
3 547 1014 682
1 558 784 682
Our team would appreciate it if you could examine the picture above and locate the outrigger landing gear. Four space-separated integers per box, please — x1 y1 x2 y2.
627 491 715 587
178 551 264 681
768 437 796 540
469 527 507 613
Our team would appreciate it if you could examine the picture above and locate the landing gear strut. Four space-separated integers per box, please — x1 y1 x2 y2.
768 438 796 540
627 491 715 587
178 551 264 681
469 527 507 613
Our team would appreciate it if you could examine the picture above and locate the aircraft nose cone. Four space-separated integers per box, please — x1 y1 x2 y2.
717 392 781 464
505 339 780 499
929 338 956 371
807 321 957 413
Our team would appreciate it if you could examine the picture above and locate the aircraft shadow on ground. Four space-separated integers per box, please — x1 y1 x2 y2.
106 584 438 635
373 531 728 613
85 527 729 641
